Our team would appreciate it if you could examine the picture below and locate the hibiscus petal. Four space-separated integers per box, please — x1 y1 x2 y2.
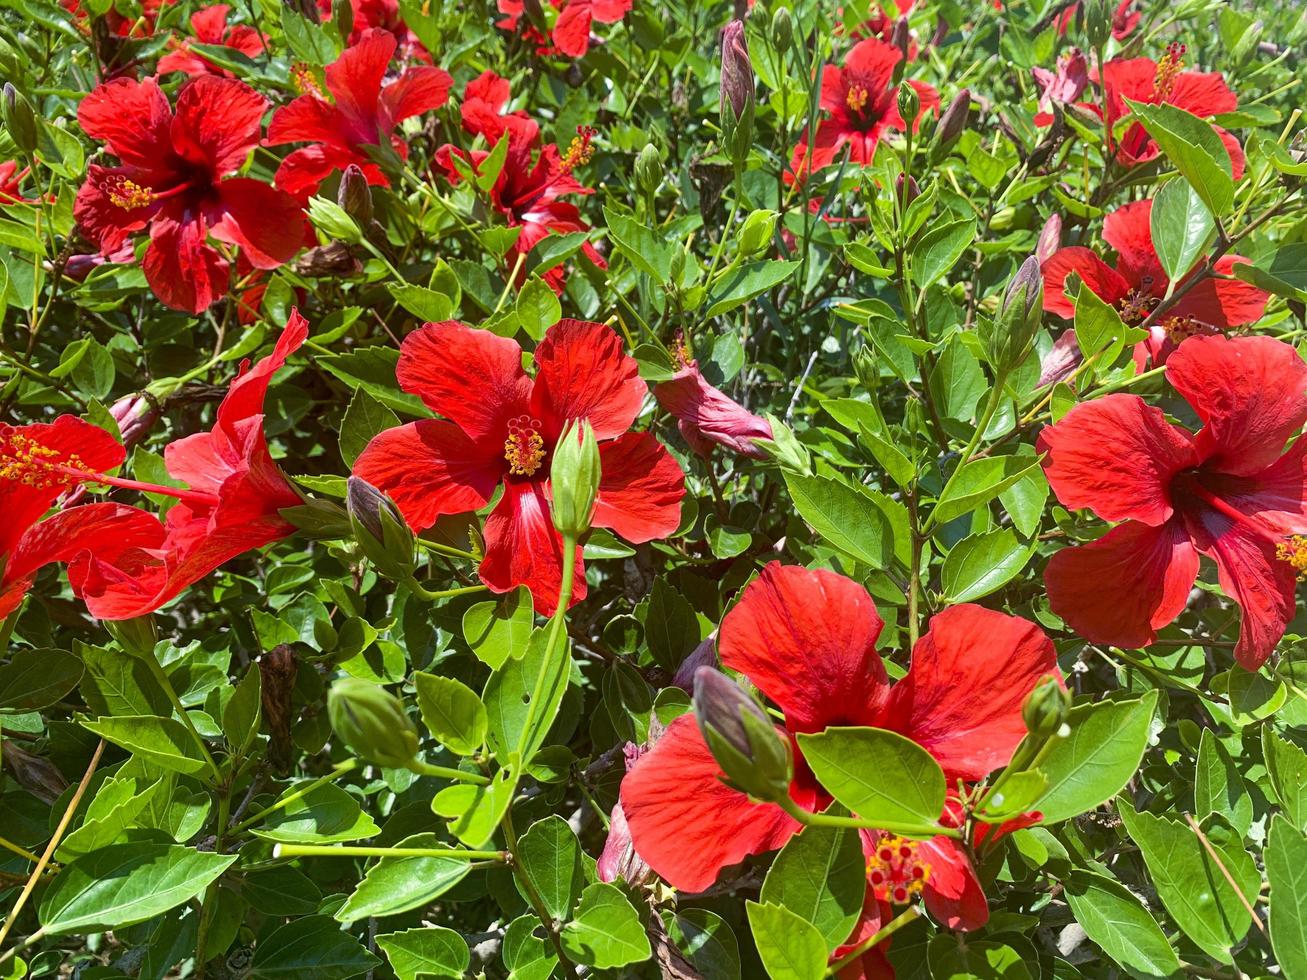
918 836 989 931
845 38 902 95
529 319 645 443
1102 199 1165 289
1040 247 1131 319
77 77 176 182
266 94 351 149
718 562 889 733
1166 334 1307 477
619 714 800 893
326 28 394 134
591 0 631 22
1038 393 1199 525
1045 518 1199 650
352 420 501 532
591 431 684 543
396 320 533 442
273 144 360 197
1206 439 1307 537
211 177 307 269
1169 255 1268 329
170 75 266 175
551 1 592 57
379 66 453 125
480 479 585 615
1170 70 1238 118
216 309 310 432
882 604 1058 782
654 363 773 458
143 217 230 315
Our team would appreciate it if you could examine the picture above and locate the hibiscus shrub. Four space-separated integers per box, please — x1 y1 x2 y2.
2 0 1307 976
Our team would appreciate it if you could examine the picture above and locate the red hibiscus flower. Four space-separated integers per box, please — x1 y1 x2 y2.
1038 334 1307 669
654 338 773 459
157 4 266 77
458 71 541 149
77 312 310 619
788 38 939 181
1032 49 1088 127
315 0 431 62
266 29 452 197
74 75 306 315
1053 0 1139 40
1082 44 1245 177
61 0 172 39
619 563 1059 931
1041 198 1268 367
0 416 166 618
496 0 632 58
0 161 37 205
352 319 685 614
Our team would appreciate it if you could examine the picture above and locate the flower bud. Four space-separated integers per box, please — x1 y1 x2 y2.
770 5 793 52
852 344 880 391
328 676 421 768
984 255 1044 374
1036 213 1062 263
550 419 601 538
896 81 920 127
332 0 353 41
105 615 157 657
337 164 373 226
1022 675 1071 739
347 476 415 580
890 16 910 59
895 173 919 207
934 88 970 148
634 143 661 197
109 392 161 450
1083 0 1111 48
737 209 779 256
692 667 791 802
2 83 38 156
719 20 755 168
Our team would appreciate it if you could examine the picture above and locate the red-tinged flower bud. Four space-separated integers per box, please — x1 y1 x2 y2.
1022 675 1071 739
3 83 38 156
720 20 755 169
693 666 792 802
896 173 920 206
935 88 971 147
982 255 1044 374
671 634 718 692
890 16 911 59
328 677 421 769
110 392 161 450
1036 213 1063 263
550 419 601 538
598 741 655 885
896 81 921 127
293 242 364 277
337 164 373 226
347 476 415 580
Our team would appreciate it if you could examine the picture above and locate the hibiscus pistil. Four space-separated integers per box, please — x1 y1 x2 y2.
504 415 547 476
846 84 871 113
103 174 158 211
1118 287 1159 324
867 836 931 906
290 61 325 98
1153 41 1186 100
559 125 597 173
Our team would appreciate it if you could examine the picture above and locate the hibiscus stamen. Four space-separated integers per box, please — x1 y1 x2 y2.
1118 288 1160 325
672 329 693 370
504 415 547 477
1153 42 1186 101
865 835 930 905
560 125 597 173
0 428 221 508
103 174 157 211
1163 315 1201 344
291 61 325 98
1276 536 1307 580
846 85 870 113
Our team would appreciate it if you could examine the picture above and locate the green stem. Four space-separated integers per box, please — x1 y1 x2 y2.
142 648 221 784
0 836 40 864
513 533 576 766
407 759 491 785
274 843 506 861
777 796 955 840
826 906 921 976
502 806 582 979
230 759 359 835
403 578 488 602
416 539 480 561
924 369 1008 536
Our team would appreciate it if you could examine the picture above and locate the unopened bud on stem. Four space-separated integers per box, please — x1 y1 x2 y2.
2 83 38 156
1023 675 1071 739
347 476 415 580
328 677 421 769
550 420 601 538
720 20 755 170
693 667 792 802
337 164 373 225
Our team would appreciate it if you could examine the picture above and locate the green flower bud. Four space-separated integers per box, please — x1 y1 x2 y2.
337 163 373 225
737 209 779 257
852 344 879 391
3 83 38 156
328 676 420 769
1022 675 1071 739
104 615 158 658
693 667 792 802
896 81 920 127
984 255 1044 374
1083 0 1111 49
332 0 353 42
770 6 793 52
550 419 601 538
634 143 661 197
347 476 415 580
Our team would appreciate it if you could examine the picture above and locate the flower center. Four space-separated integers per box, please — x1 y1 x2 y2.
504 415 546 477
1153 42 1186 101
291 61 325 98
1276 536 1307 581
0 430 85 491
1162 314 1201 344
1118 288 1159 325
672 329 692 370
866 836 930 906
846 84 871 113
104 174 156 211
559 125 596 173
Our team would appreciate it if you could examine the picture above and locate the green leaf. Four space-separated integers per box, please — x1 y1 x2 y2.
1033 691 1157 823
941 528 1035 603
516 815 585 922
760 816 864 950
251 915 380 978
40 843 236 933
912 216 977 287
856 421 916 489
413 672 487 756
515 277 562 340
221 666 262 755
338 387 399 468
1150 177 1215 282
705 260 800 317
560 882 653 970
461 587 533 670
1194 729 1251 836
318 347 429 417
1064 870 1181 977
483 627 571 767
933 455 1043 526
386 282 455 323
744 901 827 980
1124 98 1234 216
1268 815 1307 980
1072 282 1142 366
642 578 701 672
0 648 82 712
81 715 210 776
1262 728 1307 833
604 207 675 280
1118 801 1257 963
335 833 473 922
928 337 986 423
926 935 1034 979
376 927 469 980
431 769 515 847
667 909 741 980
784 473 893 569
1232 242 1307 303
249 782 381 844
797 727 945 828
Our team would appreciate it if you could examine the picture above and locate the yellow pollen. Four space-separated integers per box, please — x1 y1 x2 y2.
846 85 870 113
865 836 930 905
672 329 692 369
504 415 546 477
0 432 85 490
291 61 325 98
1276 536 1307 580
104 174 155 211
1163 315 1201 344
560 125 596 173
1153 42 1186 101
1118 288 1160 325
